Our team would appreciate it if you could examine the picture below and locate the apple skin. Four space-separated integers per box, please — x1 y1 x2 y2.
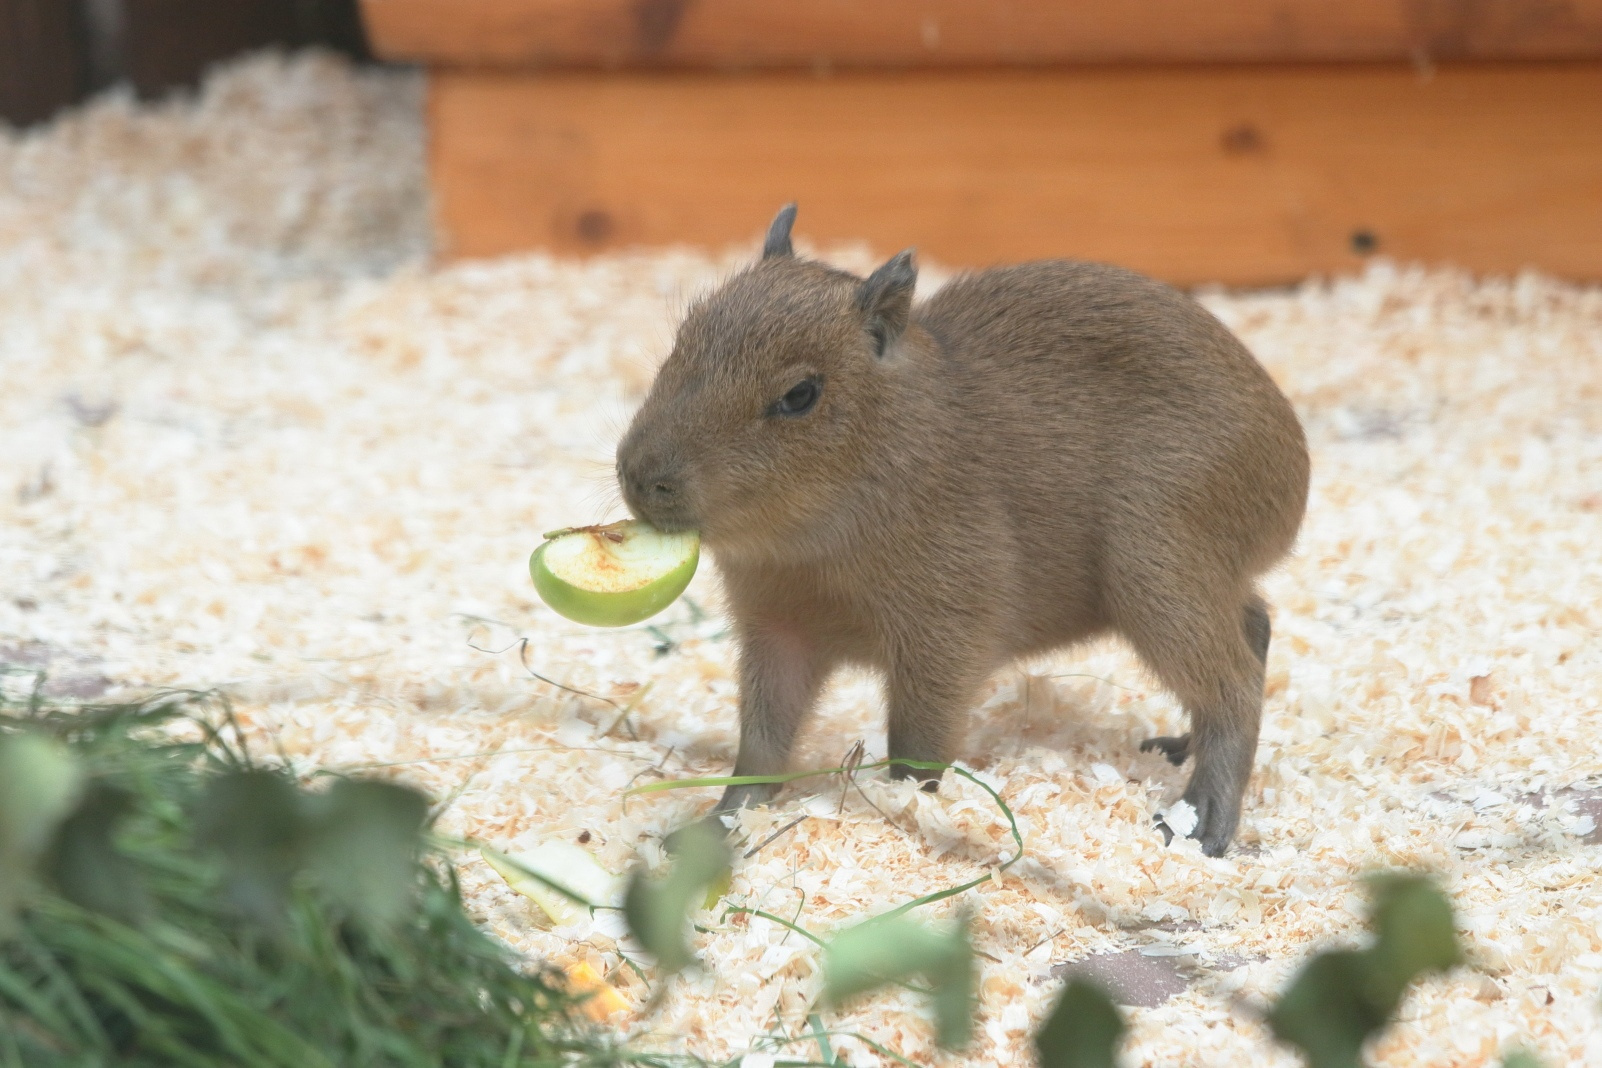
530 526 700 628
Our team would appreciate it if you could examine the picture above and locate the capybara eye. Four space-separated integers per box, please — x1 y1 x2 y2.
771 377 821 417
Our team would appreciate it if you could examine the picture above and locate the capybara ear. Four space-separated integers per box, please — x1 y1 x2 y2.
856 249 917 356
761 203 799 259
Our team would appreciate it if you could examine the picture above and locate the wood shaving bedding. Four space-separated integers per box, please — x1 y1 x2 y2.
3 51 1601 1068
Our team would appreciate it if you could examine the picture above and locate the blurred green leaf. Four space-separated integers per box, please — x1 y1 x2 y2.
1268 950 1383 1068
823 912 975 1049
307 778 428 926
702 865 733 911
0 732 83 931
1268 874 1460 1068
927 917 976 1048
195 770 431 930
1365 872 1462 1007
824 914 952 1000
1034 976 1126 1068
622 820 731 974
1501 1050 1546 1068
194 769 307 928
41 782 148 924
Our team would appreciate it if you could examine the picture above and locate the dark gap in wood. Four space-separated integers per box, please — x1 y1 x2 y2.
1 0 374 128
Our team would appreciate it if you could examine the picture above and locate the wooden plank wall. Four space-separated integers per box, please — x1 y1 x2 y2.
367 0 1602 66
430 63 1602 285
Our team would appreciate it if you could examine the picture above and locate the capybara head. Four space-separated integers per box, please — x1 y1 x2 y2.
616 205 918 555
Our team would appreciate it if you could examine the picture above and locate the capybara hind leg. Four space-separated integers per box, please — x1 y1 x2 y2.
1142 596 1269 769
1173 710 1258 856
1120 591 1265 856
1243 594 1271 667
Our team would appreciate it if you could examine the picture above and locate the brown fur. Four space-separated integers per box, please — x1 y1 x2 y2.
616 206 1309 855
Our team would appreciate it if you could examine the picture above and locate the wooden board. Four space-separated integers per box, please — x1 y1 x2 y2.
366 0 1602 67
429 63 1602 286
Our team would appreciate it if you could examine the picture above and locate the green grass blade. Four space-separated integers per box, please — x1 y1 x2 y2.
808 1013 837 1066
721 908 827 948
626 768 852 795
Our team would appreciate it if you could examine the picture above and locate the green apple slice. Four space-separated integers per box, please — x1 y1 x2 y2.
481 841 623 927
530 520 699 628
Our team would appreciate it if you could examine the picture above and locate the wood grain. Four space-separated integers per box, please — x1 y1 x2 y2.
365 0 1602 67
429 63 1602 285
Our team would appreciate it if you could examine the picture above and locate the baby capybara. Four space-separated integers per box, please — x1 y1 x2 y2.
616 205 1308 855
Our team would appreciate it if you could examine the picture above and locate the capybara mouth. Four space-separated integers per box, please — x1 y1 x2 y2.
620 494 699 536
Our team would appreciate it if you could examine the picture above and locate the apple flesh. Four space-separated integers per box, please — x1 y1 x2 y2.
530 520 699 627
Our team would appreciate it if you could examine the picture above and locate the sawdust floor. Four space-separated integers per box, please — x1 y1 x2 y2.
3 52 1601 1068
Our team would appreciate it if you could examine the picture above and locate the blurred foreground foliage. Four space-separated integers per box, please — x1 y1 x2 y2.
629 767 1493 1068
0 686 638 1068
2 676 1536 1068
1267 873 1462 1068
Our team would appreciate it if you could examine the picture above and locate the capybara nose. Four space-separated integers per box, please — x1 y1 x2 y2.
617 455 680 513
641 474 679 502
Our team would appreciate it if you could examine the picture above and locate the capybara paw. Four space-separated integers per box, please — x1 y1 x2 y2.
1155 791 1238 857
712 782 778 815
1183 793 1238 857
